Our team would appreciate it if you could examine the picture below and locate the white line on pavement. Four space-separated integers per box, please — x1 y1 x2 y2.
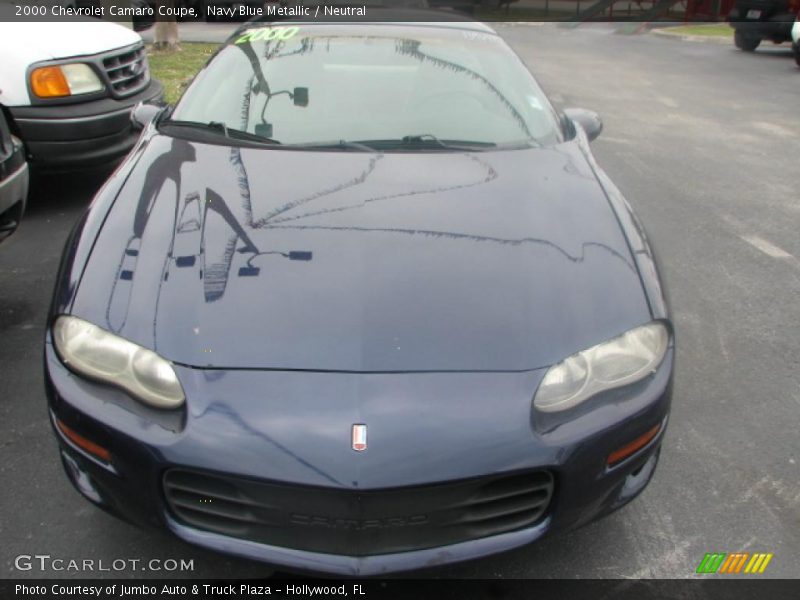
740 235 794 259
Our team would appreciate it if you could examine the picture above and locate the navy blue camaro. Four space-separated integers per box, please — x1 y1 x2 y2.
46 19 673 575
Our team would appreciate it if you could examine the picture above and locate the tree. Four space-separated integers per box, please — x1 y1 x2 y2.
154 0 180 51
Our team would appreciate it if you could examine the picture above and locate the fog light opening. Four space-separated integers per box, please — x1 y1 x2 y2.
607 423 661 467
61 451 103 503
619 452 659 500
55 418 111 463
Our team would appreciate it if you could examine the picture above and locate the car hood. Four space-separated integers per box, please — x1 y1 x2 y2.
72 134 650 372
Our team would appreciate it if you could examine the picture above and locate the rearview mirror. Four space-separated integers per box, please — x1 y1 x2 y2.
131 102 166 130
563 108 603 142
293 87 309 107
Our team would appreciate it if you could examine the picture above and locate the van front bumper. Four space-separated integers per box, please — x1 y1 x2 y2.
9 79 163 171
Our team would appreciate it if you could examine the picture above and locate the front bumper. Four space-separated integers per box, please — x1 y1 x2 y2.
8 79 163 170
166 514 554 576
45 341 673 575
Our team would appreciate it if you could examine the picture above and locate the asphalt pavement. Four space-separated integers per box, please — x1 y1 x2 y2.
2 23 798 579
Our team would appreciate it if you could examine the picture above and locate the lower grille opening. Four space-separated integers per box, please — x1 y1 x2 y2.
163 469 553 556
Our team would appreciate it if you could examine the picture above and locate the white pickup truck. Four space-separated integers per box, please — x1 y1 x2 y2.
0 20 162 171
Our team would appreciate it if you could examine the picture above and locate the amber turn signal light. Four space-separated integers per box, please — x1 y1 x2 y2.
607 423 661 467
30 66 71 98
55 418 111 463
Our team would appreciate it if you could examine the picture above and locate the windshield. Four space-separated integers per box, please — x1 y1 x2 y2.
169 24 563 149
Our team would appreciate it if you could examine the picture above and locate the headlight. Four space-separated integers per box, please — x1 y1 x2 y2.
52 316 185 409
30 64 104 98
534 322 669 413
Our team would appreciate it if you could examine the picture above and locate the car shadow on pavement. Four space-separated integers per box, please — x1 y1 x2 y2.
25 167 114 217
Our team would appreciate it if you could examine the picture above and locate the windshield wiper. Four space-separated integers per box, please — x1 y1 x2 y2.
402 134 495 151
284 140 379 153
160 119 282 146
353 134 497 152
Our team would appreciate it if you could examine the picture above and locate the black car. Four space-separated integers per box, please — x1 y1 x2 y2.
728 0 797 51
46 17 674 575
0 109 28 243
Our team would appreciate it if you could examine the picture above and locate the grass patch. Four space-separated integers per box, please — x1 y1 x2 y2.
147 43 220 104
663 24 732 38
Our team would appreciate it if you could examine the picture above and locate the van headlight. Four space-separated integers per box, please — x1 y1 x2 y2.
30 64 104 98
53 316 185 409
534 322 669 413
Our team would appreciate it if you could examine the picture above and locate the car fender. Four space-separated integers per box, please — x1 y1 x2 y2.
575 131 670 321
48 127 155 320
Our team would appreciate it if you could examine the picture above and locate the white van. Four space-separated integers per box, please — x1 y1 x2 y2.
793 18 799 67
0 20 162 170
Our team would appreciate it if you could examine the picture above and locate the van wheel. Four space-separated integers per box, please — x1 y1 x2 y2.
734 30 760 52
794 45 800 68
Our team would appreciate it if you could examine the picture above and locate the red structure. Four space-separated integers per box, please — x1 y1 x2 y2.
686 0 737 19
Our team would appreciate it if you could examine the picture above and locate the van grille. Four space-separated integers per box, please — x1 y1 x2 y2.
163 469 554 556
101 44 149 97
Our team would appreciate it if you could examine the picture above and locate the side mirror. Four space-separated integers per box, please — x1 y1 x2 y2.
563 108 603 142
131 102 165 130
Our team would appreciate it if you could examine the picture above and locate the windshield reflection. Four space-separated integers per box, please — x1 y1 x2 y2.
168 26 560 148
